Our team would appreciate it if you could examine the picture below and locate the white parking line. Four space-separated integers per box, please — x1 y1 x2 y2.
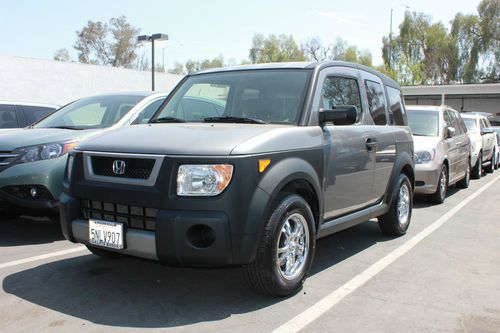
0 246 87 270
273 174 500 333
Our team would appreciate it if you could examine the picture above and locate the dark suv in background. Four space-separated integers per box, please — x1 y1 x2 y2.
60 61 415 296
0 101 58 131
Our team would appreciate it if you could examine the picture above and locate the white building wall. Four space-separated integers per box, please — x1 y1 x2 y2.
0 55 182 106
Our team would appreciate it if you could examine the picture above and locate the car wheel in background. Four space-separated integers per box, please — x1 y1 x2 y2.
378 173 412 236
428 165 448 204
471 152 482 179
244 194 316 296
457 160 470 189
485 154 494 174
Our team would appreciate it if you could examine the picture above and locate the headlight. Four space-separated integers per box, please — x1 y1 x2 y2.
177 164 233 196
414 149 435 164
14 142 78 164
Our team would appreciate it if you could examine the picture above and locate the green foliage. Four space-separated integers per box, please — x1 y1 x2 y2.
302 37 373 68
384 0 500 84
73 16 140 68
249 34 305 63
53 48 71 62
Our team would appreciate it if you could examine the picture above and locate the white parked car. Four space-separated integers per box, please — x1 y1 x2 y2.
461 113 496 178
491 127 500 170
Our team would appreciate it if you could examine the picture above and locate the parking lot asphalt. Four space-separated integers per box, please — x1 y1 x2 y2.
1 173 499 333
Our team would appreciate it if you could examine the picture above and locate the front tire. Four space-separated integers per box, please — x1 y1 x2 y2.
378 173 412 236
244 194 316 296
472 152 482 179
428 165 448 204
485 152 494 173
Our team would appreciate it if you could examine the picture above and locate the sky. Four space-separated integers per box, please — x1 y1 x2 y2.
0 0 482 70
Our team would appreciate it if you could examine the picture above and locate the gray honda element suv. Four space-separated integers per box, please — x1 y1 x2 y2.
60 61 415 296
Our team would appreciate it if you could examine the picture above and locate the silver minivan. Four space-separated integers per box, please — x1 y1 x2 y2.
407 105 471 203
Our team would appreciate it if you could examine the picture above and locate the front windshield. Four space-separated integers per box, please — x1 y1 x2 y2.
152 69 311 124
34 95 145 129
407 110 440 136
463 118 478 132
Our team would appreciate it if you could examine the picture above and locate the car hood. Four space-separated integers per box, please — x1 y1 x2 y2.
76 123 323 156
413 135 441 151
0 128 101 151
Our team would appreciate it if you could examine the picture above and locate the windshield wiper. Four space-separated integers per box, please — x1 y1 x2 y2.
150 117 186 123
45 126 84 130
203 116 266 124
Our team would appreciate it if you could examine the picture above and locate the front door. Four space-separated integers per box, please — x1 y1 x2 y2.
315 67 376 220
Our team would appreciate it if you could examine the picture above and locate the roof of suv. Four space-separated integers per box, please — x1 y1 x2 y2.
194 61 400 89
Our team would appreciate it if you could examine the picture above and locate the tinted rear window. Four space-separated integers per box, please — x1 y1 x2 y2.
21 105 56 125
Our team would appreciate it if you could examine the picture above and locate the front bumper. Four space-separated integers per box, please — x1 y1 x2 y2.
0 157 67 211
60 189 269 266
414 163 441 194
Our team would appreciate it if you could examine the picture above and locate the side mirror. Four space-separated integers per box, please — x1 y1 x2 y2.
446 127 456 139
482 128 494 135
319 106 357 126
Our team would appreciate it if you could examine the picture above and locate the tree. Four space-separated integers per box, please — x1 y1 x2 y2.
73 16 140 68
249 34 305 63
53 48 71 62
183 55 226 74
383 0 500 85
302 37 373 67
169 62 185 75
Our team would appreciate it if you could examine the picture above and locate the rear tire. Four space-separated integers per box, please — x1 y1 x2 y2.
457 160 470 189
428 165 448 204
244 194 316 296
471 152 482 179
378 173 412 236
86 245 123 259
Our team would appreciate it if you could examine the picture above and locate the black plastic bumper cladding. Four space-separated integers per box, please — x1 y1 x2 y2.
61 150 283 266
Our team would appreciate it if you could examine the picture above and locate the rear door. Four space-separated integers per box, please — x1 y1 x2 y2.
448 109 469 182
313 66 376 220
359 71 396 202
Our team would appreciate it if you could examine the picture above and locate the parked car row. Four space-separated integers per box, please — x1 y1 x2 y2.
406 106 498 204
0 61 497 297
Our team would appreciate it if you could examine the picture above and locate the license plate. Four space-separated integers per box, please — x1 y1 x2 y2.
89 219 124 250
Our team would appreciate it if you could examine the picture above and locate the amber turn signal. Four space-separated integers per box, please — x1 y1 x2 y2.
258 159 271 173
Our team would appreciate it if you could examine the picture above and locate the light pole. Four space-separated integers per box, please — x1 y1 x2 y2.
137 33 169 91
389 4 409 69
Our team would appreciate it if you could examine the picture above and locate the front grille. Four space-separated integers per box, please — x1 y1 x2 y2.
81 200 158 231
0 151 19 172
91 156 155 179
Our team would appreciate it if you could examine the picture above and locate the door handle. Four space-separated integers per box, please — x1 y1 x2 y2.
365 138 378 150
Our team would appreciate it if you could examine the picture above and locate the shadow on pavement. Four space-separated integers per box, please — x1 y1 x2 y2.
0 216 63 247
2 220 394 328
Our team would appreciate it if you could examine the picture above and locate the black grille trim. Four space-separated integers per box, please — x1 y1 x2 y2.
91 156 155 179
81 200 158 231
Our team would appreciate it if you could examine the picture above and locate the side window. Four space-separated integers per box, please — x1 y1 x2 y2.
386 86 406 125
457 114 468 133
0 104 19 128
21 106 56 125
365 80 387 125
132 99 164 125
321 76 362 120
479 118 485 130
443 110 453 129
449 111 464 134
